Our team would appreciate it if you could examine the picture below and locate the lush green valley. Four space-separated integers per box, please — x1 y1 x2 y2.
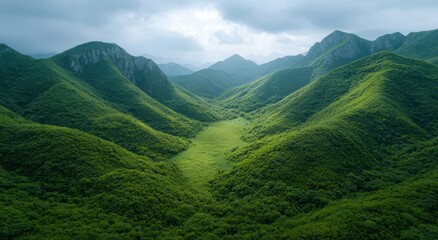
170 118 248 193
1 28 438 239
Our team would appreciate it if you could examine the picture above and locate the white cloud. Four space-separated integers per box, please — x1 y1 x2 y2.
1 0 438 64
117 7 320 63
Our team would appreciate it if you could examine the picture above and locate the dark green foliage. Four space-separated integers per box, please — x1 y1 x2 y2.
209 52 438 238
281 171 438 239
0 116 195 239
252 52 438 136
220 67 313 112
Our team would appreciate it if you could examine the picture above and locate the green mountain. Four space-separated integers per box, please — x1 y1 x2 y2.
158 62 194 76
217 29 436 113
263 29 438 78
0 109 197 239
171 55 307 99
210 52 438 238
220 67 314 112
54 41 220 122
395 29 438 63
369 32 405 52
0 43 198 160
208 54 259 83
174 29 438 103
300 30 372 76
170 69 239 98
257 54 305 76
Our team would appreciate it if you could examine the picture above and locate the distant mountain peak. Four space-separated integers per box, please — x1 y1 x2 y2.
207 54 258 81
227 54 245 60
318 30 354 46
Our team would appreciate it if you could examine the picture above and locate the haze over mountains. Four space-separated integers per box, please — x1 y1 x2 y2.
1 28 438 239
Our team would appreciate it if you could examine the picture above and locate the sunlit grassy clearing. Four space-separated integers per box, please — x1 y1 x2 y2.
170 118 248 193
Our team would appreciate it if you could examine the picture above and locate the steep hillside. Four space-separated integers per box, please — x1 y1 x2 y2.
170 69 239 98
253 52 437 135
0 112 197 239
221 67 313 112
395 29 438 63
369 32 405 52
158 62 194 76
260 29 437 78
177 29 436 100
210 52 438 238
54 41 220 121
257 54 305 76
0 43 192 160
301 30 372 76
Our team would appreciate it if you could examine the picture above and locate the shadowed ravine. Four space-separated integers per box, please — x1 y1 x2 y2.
170 118 248 194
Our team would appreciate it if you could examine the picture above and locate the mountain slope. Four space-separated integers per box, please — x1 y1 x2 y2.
220 67 314 112
0 43 192 160
0 111 197 239
170 69 239 98
158 62 194 76
369 32 405 52
253 52 437 136
54 41 220 122
394 28 438 64
300 30 372 76
210 52 438 237
257 54 305 76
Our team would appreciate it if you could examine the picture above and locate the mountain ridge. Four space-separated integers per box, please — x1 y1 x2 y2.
158 62 194 76
53 41 222 122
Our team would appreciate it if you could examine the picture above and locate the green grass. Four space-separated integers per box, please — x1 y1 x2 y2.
170 118 248 193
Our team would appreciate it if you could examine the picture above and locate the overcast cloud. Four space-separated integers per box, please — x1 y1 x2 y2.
1 0 438 64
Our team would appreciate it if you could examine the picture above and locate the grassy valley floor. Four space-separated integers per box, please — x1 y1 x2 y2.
170 118 248 194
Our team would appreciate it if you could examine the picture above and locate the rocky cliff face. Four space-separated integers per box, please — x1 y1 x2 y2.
305 31 353 61
300 31 412 77
303 31 371 76
64 42 172 98
370 32 405 53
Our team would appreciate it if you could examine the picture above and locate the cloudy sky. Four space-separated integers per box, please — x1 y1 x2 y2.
1 0 438 66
